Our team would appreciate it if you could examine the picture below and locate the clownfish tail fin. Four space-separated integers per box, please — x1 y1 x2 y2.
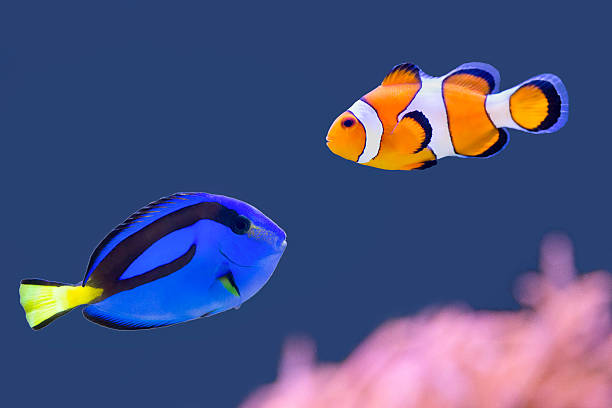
486 74 568 134
19 279 102 330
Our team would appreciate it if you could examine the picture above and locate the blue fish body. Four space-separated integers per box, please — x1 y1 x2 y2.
19 192 287 330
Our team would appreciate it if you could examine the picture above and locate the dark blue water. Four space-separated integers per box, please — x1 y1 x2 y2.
2 1 609 407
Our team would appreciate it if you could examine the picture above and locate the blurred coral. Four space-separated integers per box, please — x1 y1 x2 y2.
240 234 612 408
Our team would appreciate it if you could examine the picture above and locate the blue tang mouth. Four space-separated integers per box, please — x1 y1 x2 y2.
219 237 287 267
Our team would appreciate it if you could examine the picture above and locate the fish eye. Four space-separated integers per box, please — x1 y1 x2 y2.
342 118 354 128
231 215 251 235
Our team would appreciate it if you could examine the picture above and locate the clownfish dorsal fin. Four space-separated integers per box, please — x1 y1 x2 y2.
381 62 424 86
443 62 501 94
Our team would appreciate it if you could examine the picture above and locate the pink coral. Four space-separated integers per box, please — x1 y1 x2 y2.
241 235 612 408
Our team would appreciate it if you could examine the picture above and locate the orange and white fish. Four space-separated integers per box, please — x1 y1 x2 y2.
326 62 568 171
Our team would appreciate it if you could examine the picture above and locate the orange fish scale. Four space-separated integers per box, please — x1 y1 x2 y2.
443 83 499 156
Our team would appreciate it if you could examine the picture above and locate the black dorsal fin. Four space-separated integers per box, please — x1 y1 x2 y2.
82 193 204 286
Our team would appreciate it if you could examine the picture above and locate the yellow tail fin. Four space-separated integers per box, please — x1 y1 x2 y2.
19 279 102 330
508 74 568 133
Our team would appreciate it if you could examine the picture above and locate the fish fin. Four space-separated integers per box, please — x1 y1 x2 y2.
218 273 241 297
414 159 438 170
461 128 510 158
381 62 425 86
444 62 500 94
83 192 208 286
393 149 437 171
19 279 102 330
392 111 432 154
201 307 223 318
83 305 182 330
509 74 568 133
401 159 438 171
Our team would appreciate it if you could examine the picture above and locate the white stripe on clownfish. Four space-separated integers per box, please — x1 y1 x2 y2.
348 99 384 164
397 76 458 159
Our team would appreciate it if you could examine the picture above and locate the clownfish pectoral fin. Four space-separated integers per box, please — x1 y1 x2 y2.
218 273 240 297
392 111 433 154
444 62 500 94
401 159 438 171
382 62 427 86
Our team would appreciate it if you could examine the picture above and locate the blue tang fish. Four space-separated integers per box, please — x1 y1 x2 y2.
19 192 287 330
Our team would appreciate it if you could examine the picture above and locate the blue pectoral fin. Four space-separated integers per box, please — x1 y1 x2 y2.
83 305 185 330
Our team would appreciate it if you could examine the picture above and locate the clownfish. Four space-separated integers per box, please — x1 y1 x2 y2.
19 192 287 330
326 62 568 170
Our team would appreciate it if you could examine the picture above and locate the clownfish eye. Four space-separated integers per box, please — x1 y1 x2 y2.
342 119 354 128
231 215 251 235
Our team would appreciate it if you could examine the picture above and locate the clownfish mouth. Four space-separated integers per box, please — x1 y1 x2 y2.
219 249 255 268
